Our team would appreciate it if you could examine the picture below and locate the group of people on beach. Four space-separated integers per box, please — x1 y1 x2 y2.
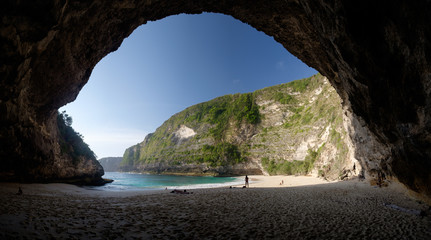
170 189 193 194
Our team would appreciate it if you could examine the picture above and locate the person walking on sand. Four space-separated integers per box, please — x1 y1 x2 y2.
245 175 249 188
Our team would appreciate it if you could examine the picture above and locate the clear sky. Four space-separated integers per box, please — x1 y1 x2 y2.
60 13 317 159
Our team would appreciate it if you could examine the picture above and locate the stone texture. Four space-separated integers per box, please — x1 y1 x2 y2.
0 1 430 198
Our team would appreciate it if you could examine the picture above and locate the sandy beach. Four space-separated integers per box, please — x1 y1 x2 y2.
1 176 430 239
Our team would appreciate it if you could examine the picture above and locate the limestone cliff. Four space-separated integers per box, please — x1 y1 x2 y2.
122 74 357 179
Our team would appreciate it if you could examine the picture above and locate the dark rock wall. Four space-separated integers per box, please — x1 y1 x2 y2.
1 1 430 197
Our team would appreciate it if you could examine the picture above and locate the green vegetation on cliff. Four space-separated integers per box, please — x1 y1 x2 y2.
262 148 320 175
121 93 260 173
200 143 245 167
121 74 352 179
57 111 96 163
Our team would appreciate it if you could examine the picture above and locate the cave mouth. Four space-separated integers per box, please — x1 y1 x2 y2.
60 13 317 159
2 1 431 201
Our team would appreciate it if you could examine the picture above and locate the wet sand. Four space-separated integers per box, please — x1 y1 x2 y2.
1 176 430 239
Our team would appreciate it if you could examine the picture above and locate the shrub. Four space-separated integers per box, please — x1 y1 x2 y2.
287 77 311 92
234 93 260 124
273 92 294 104
57 111 96 163
201 143 244 167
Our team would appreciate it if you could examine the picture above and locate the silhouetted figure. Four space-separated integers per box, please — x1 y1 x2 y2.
16 187 23 195
245 175 249 188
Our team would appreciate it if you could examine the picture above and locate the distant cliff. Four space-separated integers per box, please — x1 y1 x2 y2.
99 157 123 172
121 74 357 179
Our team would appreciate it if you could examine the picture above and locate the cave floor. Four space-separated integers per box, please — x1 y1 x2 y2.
0 178 430 239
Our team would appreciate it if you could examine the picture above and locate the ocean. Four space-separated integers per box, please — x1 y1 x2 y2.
93 172 244 191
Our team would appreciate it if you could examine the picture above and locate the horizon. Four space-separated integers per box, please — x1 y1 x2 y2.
60 13 317 159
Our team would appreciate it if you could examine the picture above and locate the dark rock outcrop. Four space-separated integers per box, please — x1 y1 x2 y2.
1 1 430 199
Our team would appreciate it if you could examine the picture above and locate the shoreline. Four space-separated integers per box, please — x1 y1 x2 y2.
0 174 424 199
0 175 330 196
1 176 430 239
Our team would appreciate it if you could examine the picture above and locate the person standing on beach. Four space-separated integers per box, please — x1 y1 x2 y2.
245 175 249 188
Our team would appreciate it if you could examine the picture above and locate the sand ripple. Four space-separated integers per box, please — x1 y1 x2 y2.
1 177 430 239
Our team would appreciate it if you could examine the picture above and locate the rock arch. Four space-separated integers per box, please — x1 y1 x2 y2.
1 1 430 199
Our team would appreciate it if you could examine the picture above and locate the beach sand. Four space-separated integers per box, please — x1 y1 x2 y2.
1 176 430 239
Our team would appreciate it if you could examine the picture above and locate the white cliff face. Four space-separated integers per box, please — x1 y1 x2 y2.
292 126 332 161
292 140 313 161
228 75 358 180
174 125 196 139
342 104 390 179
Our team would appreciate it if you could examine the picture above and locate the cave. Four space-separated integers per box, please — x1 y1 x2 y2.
1 1 430 199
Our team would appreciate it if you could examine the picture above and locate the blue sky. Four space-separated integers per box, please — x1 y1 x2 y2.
60 13 317 159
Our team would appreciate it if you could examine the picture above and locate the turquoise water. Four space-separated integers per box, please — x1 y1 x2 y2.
96 172 243 191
